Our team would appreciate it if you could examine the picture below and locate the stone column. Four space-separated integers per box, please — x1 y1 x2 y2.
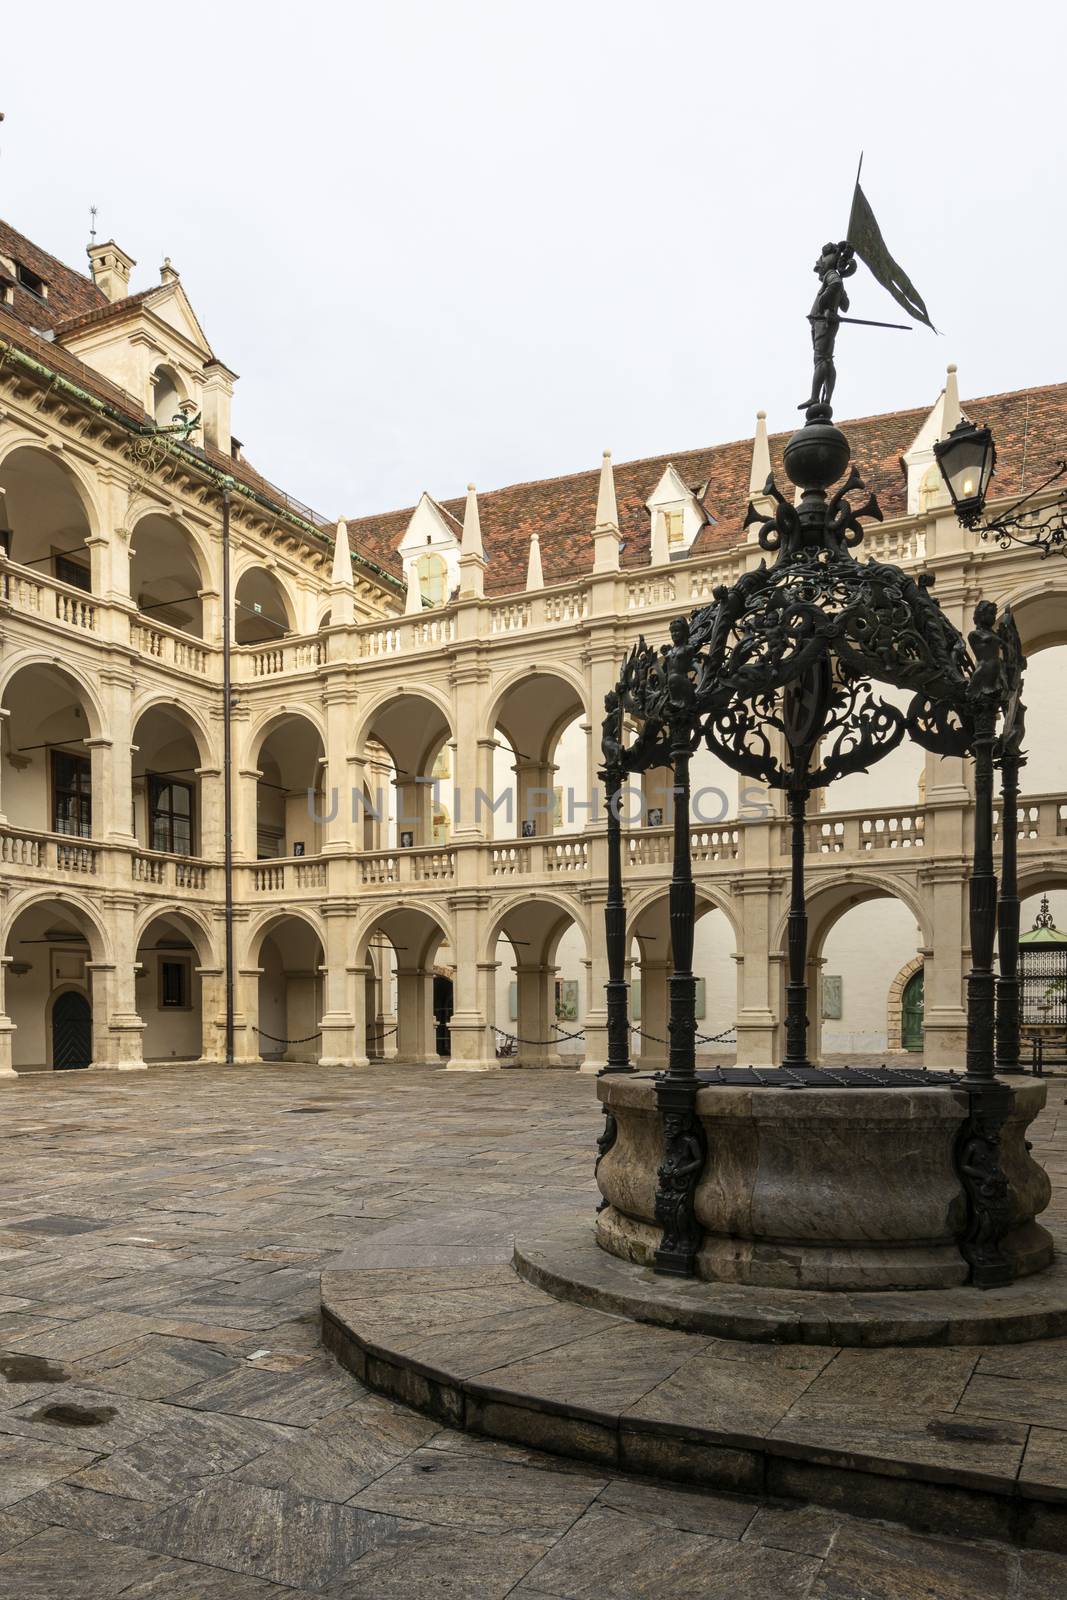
637 957 669 1072
233 964 260 1062
513 962 563 1068
319 904 366 1066
197 764 224 861
322 679 361 854
283 969 319 1062
515 759 556 838
396 966 435 1063
0 955 17 1077
97 667 136 845
579 889 610 1074
446 893 496 1071
86 964 146 1071
731 872 780 1068
921 862 969 1068
196 965 225 1062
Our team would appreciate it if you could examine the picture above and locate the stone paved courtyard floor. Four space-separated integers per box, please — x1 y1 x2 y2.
0 1061 1065 1597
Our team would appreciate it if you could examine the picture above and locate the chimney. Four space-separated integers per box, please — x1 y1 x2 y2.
87 240 136 303
201 362 238 456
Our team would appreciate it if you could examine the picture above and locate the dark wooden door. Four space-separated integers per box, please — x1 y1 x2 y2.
52 991 92 1070
433 976 453 1058
901 969 924 1052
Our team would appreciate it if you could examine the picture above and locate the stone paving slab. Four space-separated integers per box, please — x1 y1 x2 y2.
0 1060 1063 1595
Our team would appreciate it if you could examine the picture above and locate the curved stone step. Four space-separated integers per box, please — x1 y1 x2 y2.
321 1247 1067 1553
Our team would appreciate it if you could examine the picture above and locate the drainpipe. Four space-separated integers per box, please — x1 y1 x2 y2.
221 479 235 1064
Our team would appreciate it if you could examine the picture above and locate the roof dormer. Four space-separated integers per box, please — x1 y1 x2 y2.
51 257 231 449
903 365 964 516
398 493 462 611
646 463 709 564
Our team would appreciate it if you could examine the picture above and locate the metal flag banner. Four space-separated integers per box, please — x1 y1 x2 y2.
847 164 936 332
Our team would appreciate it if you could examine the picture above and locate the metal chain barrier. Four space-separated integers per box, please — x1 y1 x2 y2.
256 1027 322 1045
491 1024 587 1046
629 1023 737 1046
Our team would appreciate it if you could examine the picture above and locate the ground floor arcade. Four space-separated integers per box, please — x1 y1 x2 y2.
2 869 1065 1074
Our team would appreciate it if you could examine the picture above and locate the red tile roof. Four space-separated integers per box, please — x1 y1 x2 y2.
49 287 161 340
0 219 107 332
345 383 1067 595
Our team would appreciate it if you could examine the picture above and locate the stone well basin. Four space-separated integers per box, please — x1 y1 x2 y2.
595 1073 1053 1291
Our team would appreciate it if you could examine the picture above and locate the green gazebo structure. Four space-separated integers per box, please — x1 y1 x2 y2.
1021 897 1067 1070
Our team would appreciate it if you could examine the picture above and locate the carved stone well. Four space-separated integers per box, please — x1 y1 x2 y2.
595 1073 1053 1292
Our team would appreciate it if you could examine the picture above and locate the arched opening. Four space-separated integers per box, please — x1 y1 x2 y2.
252 717 326 860
489 899 588 1067
1 663 97 838
4 898 103 1072
136 912 208 1064
132 706 206 857
807 888 925 1061
1013 642 1067 799
629 894 737 1071
151 364 184 429
489 672 588 840
0 446 93 590
254 916 324 1063
233 567 294 645
358 695 453 850
130 515 206 638
359 908 448 1064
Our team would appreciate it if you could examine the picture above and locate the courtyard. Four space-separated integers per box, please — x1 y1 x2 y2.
0 1062 1060 1597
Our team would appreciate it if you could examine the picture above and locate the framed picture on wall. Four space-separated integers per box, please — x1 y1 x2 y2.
556 979 579 1022
399 831 414 849
694 977 706 1021
508 981 518 1020
521 820 535 838
292 841 306 857
647 807 663 828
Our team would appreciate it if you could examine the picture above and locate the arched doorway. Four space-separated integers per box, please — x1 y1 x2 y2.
51 990 92 1070
433 974 454 1057
901 968 925 1052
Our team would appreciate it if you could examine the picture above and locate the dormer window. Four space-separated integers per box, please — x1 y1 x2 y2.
15 262 48 300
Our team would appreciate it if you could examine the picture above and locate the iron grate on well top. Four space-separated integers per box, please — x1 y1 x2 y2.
692 1064 965 1089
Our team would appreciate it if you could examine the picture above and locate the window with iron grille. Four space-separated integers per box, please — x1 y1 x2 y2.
149 777 194 856
52 752 91 837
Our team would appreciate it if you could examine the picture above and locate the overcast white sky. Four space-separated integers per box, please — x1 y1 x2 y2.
2 2 1064 520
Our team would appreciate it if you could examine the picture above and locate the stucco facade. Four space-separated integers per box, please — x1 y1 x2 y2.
1 218 1065 1077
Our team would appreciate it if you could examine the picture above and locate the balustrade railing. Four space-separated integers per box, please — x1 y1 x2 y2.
129 618 211 675
235 637 326 679
1 564 97 633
